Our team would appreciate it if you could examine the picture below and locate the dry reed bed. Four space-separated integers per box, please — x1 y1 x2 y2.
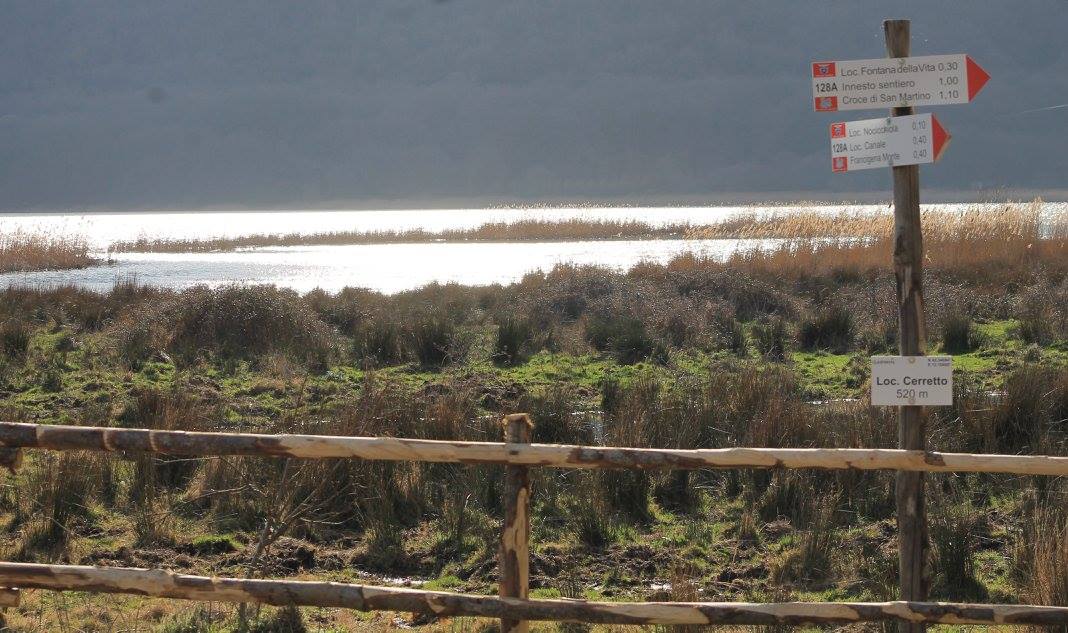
108 219 696 253
691 200 1066 240
106 200 1068 263
687 201 1068 280
0 230 95 273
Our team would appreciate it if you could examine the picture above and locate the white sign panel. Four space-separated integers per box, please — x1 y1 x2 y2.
830 113 949 173
871 356 953 406
812 54 989 112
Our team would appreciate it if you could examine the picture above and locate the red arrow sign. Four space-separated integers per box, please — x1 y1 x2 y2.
966 55 990 101
931 115 951 161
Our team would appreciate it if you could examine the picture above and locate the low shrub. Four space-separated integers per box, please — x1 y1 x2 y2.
304 286 385 335
600 469 651 523
38 361 63 393
661 264 799 320
492 315 542 366
1014 279 1066 345
249 606 306 633
941 312 982 353
770 499 838 586
753 317 788 361
352 319 403 367
993 365 1068 453
158 607 224 633
0 319 30 360
17 453 107 555
859 321 897 354
1015 502 1068 606
585 315 663 365
1018 314 1053 345
189 534 240 555
654 470 700 513
568 479 614 548
798 305 855 353
523 386 591 445
113 285 337 369
930 502 986 600
406 310 459 368
708 306 748 355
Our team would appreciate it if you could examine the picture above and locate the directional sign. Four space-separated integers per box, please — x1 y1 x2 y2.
830 113 949 173
871 356 953 406
812 54 989 111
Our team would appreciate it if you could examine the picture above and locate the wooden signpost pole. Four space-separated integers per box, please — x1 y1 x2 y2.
499 413 533 633
883 19 929 633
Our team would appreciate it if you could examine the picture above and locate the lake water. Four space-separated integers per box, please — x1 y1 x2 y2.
1 203 1059 293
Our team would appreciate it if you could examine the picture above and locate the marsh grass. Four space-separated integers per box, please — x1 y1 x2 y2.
797 305 854 353
940 311 981 354
701 200 1067 281
1018 504 1068 606
929 497 987 600
108 219 697 252
111 285 338 369
695 199 1064 240
106 200 1065 257
0 318 31 360
15 452 109 559
0 230 95 273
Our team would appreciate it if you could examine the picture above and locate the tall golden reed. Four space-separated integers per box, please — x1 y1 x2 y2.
685 199 1067 279
108 218 694 252
0 230 95 273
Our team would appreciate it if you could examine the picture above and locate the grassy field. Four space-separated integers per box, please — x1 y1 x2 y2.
0 206 1065 631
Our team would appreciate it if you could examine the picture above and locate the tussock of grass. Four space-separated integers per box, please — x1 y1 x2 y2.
0 230 95 273
111 285 339 369
1018 505 1068 606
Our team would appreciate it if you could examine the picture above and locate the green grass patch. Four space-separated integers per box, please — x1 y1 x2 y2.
791 351 855 398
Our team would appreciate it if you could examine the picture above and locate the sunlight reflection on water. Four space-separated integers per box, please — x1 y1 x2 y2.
2 203 1061 293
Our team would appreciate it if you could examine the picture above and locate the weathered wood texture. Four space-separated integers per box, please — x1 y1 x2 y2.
885 19 929 633
0 563 1065 626
499 414 532 633
1 422 1066 475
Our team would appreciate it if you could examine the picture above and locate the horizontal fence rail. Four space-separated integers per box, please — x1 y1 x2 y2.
2 418 1065 629
1 421 1067 475
0 563 1066 626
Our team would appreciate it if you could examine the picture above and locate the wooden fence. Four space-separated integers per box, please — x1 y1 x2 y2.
0 416 1066 630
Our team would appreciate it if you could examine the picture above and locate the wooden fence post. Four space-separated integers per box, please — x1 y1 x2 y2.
0 447 20 608
884 18 929 633
499 413 533 633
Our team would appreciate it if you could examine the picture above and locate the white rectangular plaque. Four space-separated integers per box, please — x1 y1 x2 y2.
871 356 953 406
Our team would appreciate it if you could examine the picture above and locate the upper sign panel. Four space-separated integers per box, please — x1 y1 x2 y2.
811 54 989 112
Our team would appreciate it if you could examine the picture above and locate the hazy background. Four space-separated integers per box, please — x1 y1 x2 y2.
2 1 1065 211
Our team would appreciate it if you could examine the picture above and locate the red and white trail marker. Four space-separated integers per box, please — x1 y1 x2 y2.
829 113 950 173
812 54 989 111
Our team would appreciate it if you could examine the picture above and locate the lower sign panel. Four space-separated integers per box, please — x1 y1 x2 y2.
871 356 953 406
830 113 949 173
